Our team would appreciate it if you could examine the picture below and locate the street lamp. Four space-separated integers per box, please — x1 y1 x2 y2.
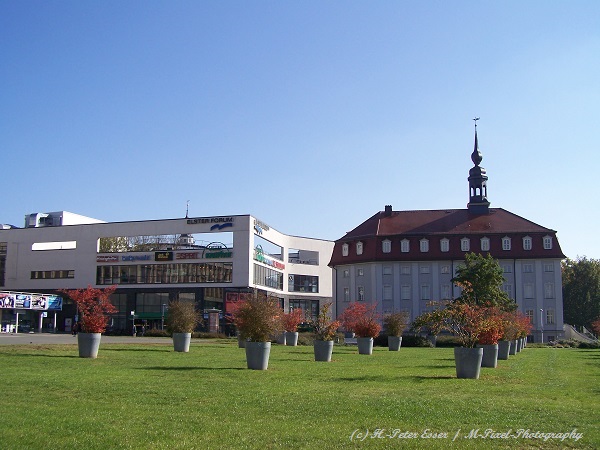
540 309 544 343
161 303 166 330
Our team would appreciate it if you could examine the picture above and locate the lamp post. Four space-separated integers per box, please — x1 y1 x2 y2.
161 303 166 330
540 309 544 343
131 310 136 336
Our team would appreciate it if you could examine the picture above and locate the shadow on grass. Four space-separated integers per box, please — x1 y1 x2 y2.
103 347 171 353
142 366 246 371
0 351 79 359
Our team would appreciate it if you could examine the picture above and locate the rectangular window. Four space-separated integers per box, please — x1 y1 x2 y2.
502 284 513 298
401 265 410 275
383 266 392 275
32 241 77 251
543 237 553 250
544 263 554 272
420 266 430 274
420 284 430 300
289 300 320 321
382 240 391 253
525 309 534 324
31 270 75 279
253 264 282 290
288 248 319 265
524 283 534 299
461 238 470 252
401 285 411 300
401 240 410 253
502 237 511 251
480 238 490 251
544 282 554 299
357 268 364 276
357 286 365 302
343 287 350 302
523 237 532 250
440 239 449 252
441 265 450 274
288 274 319 293
420 239 429 252
503 264 512 273
546 309 555 325
343 269 349 278
523 264 533 273
383 285 392 301
441 284 451 300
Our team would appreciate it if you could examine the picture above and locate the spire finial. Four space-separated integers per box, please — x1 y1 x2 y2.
186 200 190 218
473 116 480 130
471 117 482 166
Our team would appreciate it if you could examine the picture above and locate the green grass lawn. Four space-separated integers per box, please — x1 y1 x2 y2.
0 340 597 450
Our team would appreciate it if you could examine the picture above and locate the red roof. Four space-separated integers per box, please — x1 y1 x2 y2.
329 208 565 265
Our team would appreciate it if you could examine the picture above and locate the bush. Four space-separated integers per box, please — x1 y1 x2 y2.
144 329 170 337
395 335 433 348
192 332 228 339
578 341 600 349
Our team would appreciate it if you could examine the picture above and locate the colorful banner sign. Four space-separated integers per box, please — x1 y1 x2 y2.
0 291 63 310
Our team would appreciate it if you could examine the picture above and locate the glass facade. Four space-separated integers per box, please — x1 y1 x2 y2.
96 262 232 285
288 275 318 293
253 264 283 290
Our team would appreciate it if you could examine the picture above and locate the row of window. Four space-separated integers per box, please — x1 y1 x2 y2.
31 270 75 279
253 264 284 290
342 262 555 278
96 263 233 285
343 282 556 303
343 235 554 256
288 274 319 293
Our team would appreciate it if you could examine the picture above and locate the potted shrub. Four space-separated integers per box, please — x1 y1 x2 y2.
59 285 117 358
230 290 284 370
383 311 409 351
413 301 486 379
165 300 202 352
476 307 505 368
283 308 304 346
310 302 340 362
341 302 381 355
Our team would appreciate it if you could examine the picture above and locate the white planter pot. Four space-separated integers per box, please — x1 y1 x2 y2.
77 332 102 359
454 347 483 379
314 339 334 362
173 332 192 352
245 341 271 370
357 337 374 355
388 336 402 351
285 331 299 346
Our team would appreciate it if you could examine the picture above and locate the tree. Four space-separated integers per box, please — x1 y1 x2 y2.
452 252 516 311
562 257 600 330
59 285 117 333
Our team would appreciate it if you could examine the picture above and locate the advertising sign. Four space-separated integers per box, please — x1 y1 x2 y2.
0 291 63 310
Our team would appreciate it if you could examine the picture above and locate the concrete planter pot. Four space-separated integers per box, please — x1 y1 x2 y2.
77 332 102 358
388 336 402 351
285 331 299 346
497 340 510 360
509 340 517 355
313 339 334 362
275 332 286 345
515 339 522 352
454 347 483 379
357 337 374 355
172 332 192 352
477 344 499 368
245 341 271 370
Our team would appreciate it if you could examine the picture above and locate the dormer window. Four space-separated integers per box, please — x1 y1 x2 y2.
543 236 553 250
502 237 511 251
523 236 532 251
420 239 429 252
461 238 470 252
356 242 363 255
401 239 410 253
382 239 391 253
480 237 490 252
440 238 449 252
342 243 349 257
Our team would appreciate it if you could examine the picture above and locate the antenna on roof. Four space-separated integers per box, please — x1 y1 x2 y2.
186 200 190 218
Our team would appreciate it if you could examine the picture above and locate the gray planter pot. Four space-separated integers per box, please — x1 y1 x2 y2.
237 334 247 348
497 340 510 360
245 341 271 370
477 344 499 368
515 339 522 352
509 340 517 355
357 337 374 355
285 331 299 346
454 347 483 379
276 332 286 345
314 339 334 362
388 336 402 351
77 332 101 358
172 332 192 352
427 334 437 347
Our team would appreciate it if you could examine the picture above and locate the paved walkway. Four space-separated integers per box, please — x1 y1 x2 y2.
0 332 173 345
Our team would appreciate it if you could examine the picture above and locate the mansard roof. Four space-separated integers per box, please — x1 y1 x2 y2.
329 208 565 265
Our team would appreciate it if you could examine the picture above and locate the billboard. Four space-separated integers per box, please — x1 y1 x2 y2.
0 291 63 310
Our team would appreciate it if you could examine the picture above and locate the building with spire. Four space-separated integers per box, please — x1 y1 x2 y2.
329 124 565 342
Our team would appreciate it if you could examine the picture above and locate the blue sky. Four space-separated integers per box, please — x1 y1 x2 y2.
1 1 599 259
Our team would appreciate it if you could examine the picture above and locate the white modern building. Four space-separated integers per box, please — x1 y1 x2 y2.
0 212 334 333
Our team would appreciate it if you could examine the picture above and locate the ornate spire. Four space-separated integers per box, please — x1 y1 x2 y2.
467 118 490 214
